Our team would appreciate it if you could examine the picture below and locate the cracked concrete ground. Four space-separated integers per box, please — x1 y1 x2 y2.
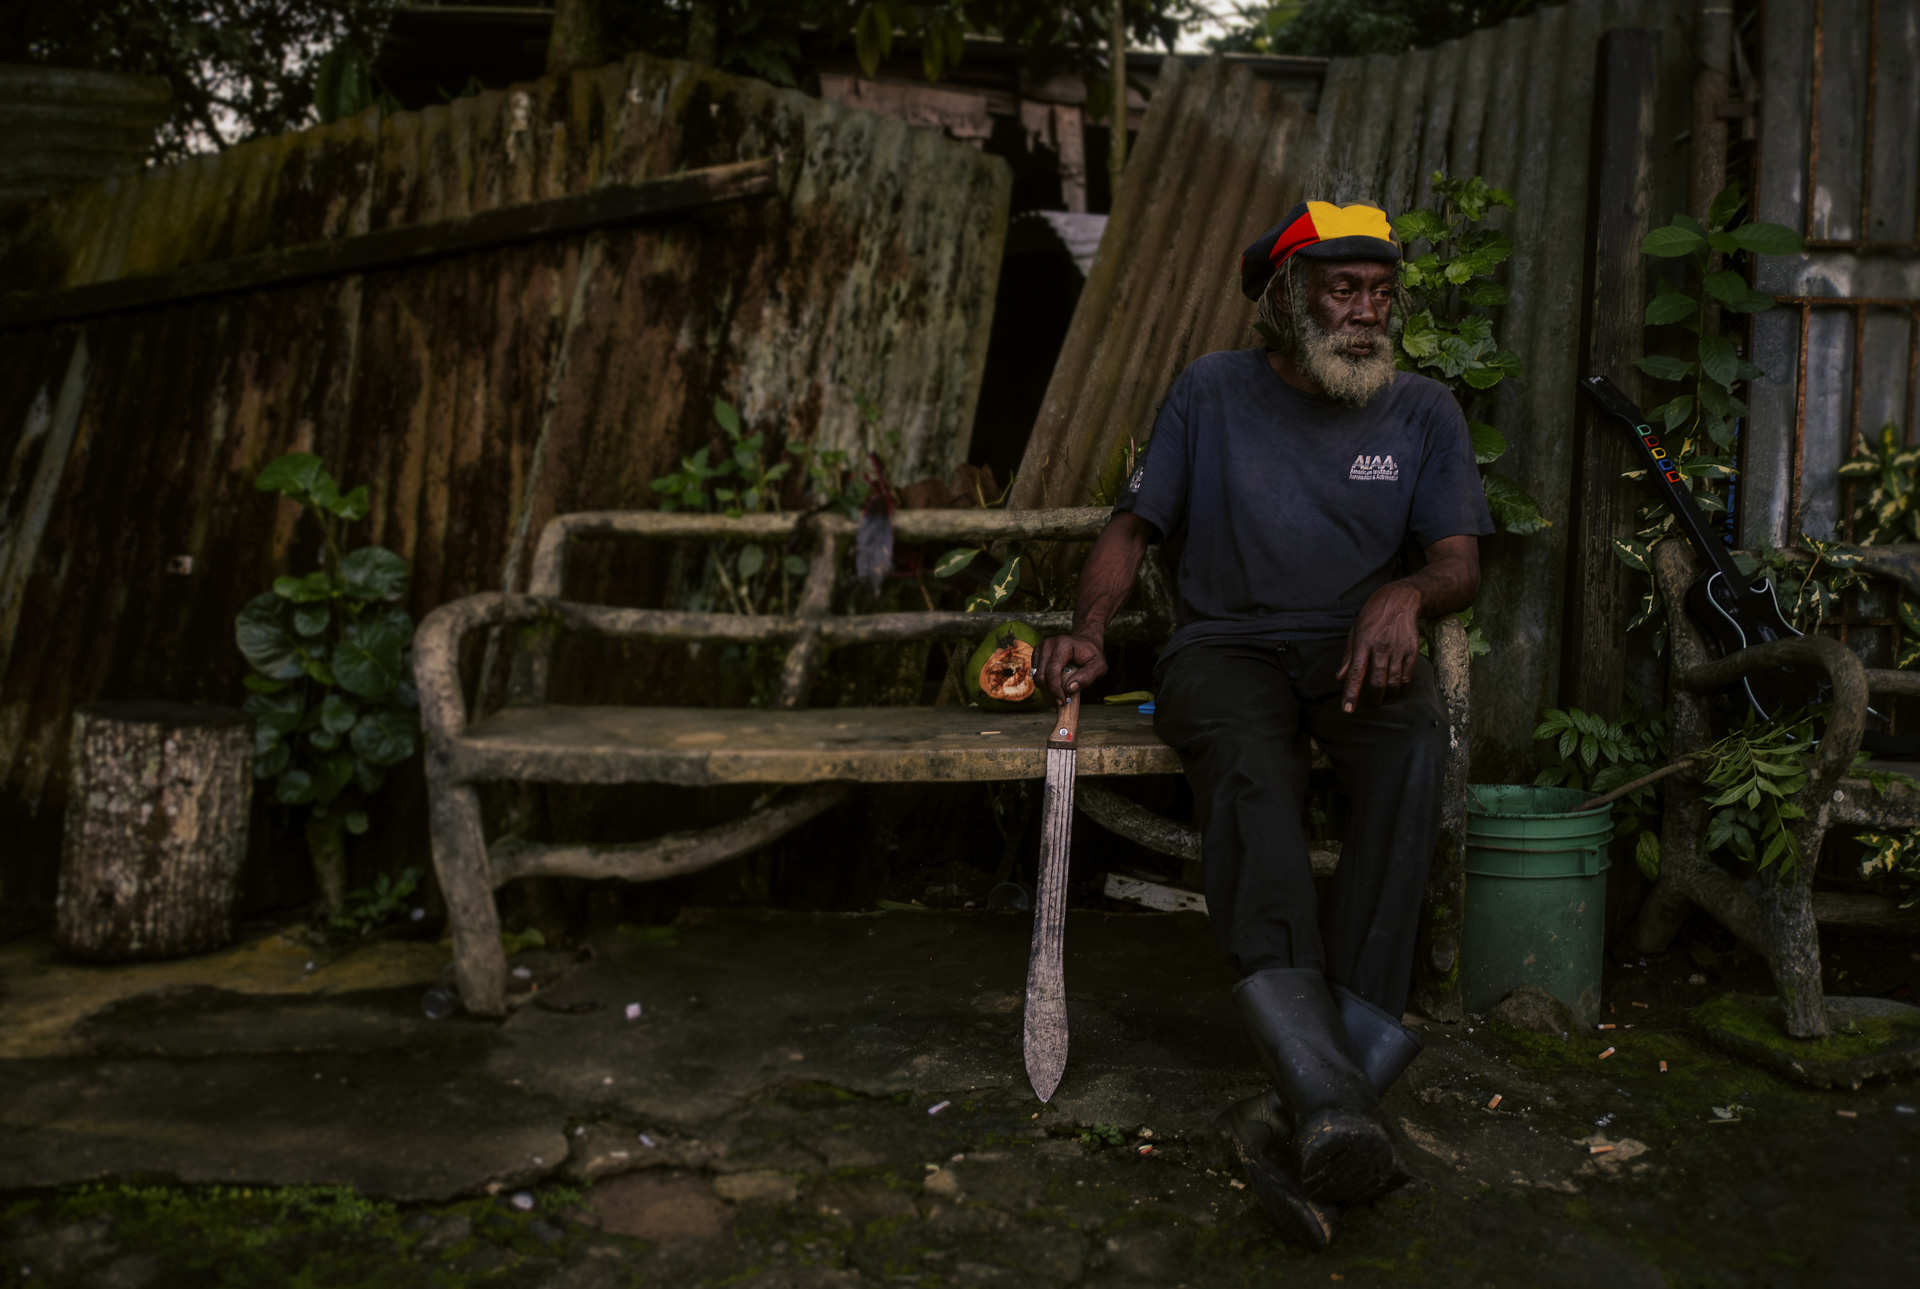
2 908 1918 1286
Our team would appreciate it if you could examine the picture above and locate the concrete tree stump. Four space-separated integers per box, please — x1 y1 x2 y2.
56 702 253 961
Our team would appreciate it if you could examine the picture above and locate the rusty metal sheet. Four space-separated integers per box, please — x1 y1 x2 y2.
0 52 1010 903
1012 1 1696 779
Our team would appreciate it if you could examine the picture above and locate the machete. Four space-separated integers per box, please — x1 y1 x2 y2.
1023 683 1079 1102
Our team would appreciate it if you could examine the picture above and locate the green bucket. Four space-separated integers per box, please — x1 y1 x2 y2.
1462 784 1612 1026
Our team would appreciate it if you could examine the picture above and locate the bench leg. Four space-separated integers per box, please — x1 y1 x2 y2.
428 778 507 1017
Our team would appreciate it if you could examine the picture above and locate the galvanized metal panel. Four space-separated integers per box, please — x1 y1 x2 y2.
1013 0 1697 779
0 52 1010 902
1748 0 1920 545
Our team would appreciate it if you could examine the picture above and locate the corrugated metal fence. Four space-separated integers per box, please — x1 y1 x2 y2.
0 51 1009 903
1015 0 1697 779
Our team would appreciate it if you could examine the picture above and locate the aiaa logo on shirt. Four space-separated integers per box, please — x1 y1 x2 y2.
1349 453 1399 482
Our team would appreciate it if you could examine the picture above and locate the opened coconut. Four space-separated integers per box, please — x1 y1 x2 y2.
964 624 1044 710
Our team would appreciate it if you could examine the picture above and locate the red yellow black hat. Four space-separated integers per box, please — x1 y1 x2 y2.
1239 201 1401 300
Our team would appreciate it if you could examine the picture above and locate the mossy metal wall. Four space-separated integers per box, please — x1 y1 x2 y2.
1013 1 1697 780
0 52 1010 902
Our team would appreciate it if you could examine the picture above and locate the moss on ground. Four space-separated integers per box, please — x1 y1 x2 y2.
1691 992 1920 1062
0 1180 597 1289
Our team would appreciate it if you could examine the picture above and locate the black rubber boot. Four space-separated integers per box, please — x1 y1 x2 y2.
1333 984 1425 1093
1218 1089 1336 1249
1233 967 1398 1205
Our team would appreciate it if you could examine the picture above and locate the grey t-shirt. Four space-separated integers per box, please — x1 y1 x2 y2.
1113 347 1494 658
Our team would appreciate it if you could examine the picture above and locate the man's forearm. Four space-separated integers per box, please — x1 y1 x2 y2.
1392 535 1479 618
1071 513 1153 641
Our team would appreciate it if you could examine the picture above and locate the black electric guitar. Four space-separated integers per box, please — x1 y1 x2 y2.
1580 374 1822 721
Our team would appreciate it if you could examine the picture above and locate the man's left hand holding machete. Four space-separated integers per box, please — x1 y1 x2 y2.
1037 200 1491 1250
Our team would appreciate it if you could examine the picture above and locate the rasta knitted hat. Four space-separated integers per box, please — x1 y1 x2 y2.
1238 201 1401 301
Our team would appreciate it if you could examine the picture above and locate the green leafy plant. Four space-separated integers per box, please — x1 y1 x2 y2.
1854 829 1920 909
1698 711 1814 872
1391 171 1543 536
235 453 420 914
1076 1121 1129 1148
1533 705 1669 878
324 865 423 940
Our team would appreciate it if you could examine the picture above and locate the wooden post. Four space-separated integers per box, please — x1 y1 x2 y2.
1108 0 1128 192
56 702 252 961
547 0 606 76
1054 104 1087 214
1563 29 1660 720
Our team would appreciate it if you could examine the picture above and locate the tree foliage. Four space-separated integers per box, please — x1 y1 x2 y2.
3 0 399 160
1212 0 1542 58
236 452 420 912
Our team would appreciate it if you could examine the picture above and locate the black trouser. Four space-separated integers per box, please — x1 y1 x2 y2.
1153 635 1445 1018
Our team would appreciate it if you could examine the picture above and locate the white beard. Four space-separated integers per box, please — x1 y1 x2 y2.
1296 314 1397 407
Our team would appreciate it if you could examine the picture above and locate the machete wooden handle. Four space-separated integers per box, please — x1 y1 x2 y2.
1049 690 1080 749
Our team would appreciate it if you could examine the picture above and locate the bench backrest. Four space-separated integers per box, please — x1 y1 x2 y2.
507 507 1175 711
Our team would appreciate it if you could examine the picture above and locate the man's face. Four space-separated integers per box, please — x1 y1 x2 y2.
1278 258 1399 406
1301 260 1397 352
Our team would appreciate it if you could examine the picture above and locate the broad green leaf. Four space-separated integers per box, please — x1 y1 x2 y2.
351 707 419 768
1704 270 1751 307
254 744 290 779
236 593 305 680
1728 221 1804 256
275 768 315 805
320 692 358 735
713 398 742 437
242 673 286 694
1391 208 1449 245
1468 421 1507 465
273 571 334 603
781 553 809 577
932 546 981 578
1482 471 1549 535
1707 230 1739 255
1461 363 1504 390
293 603 330 638
345 810 370 836
1706 181 1746 232
1659 395 1695 430
334 620 407 698
1636 830 1661 880
328 485 370 520
1641 224 1707 257
1699 333 1739 388
313 753 355 804
987 552 1022 606
255 452 328 497
340 546 409 601
1461 280 1509 308
1634 355 1696 382
309 728 338 751
1611 538 1650 571
1726 287 1777 314
736 543 767 579
1645 293 1699 325
243 685 305 735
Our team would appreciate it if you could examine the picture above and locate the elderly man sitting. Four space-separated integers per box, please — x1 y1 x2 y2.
1038 200 1492 1248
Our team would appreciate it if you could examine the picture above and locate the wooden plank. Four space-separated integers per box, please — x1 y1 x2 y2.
0 157 778 330
1562 28 1660 720
443 703 1181 787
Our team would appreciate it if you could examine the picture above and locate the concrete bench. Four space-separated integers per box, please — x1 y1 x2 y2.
416 507 1474 1018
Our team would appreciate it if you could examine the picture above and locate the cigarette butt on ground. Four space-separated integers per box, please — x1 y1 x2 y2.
1487 1094 1502 1110
1589 1144 1614 1155
1598 1023 1616 1030
1631 1001 1649 1008
1659 1060 1668 1073
1599 1047 1616 1060
1837 1109 1859 1119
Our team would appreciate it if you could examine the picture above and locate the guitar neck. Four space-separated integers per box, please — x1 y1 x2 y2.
1582 377 1744 584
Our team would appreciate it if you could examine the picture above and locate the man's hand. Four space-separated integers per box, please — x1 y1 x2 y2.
1039 634 1106 706
1337 583 1422 711
1036 512 1153 707
1335 533 1480 713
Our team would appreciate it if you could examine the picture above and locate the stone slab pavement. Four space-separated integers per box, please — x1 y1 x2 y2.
2 908 1918 1286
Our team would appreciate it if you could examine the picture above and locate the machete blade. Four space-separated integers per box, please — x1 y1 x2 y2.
1023 743 1075 1102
